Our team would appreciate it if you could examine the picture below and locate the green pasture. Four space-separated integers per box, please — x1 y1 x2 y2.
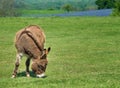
21 9 65 14
0 17 120 88
20 9 66 17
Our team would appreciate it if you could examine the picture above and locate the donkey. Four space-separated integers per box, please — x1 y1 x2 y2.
12 25 51 78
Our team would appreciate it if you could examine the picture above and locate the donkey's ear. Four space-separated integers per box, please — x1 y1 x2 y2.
45 47 51 54
44 47 51 54
48 47 51 52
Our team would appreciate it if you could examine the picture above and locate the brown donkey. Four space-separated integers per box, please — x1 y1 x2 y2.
12 25 51 78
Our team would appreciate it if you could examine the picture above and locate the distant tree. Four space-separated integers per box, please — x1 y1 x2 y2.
14 0 27 9
112 0 120 16
62 4 73 12
95 0 115 9
0 0 18 17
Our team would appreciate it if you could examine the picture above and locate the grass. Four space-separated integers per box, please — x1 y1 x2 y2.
0 17 120 88
20 9 65 15
20 9 67 17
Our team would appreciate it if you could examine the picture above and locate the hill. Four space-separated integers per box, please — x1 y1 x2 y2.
14 0 97 10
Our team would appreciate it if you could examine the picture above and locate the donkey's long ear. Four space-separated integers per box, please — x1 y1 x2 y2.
46 47 51 54
48 47 51 52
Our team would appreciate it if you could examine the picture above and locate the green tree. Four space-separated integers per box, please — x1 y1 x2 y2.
95 0 115 9
112 0 120 16
62 4 73 12
0 0 18 17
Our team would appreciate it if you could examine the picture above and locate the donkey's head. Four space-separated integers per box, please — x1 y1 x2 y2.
31 47 51 78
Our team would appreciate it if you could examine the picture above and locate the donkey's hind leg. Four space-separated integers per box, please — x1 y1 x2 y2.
25 57 31 77
12 53 23 78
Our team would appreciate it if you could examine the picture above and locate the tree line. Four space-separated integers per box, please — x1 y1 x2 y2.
0 0 120 17
14 0 96 10
0 0 96 16
95 0 120 16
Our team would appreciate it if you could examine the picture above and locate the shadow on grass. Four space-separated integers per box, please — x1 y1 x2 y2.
17 71 35 78
17 71 47 78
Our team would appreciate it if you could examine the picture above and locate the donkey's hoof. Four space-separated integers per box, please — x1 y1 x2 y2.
11 75 16 78
36 73 45 78
26 74 30 77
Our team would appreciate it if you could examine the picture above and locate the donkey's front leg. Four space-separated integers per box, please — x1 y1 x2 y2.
12 53 23 78
25 57 31 77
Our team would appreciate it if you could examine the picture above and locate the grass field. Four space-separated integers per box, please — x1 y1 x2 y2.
21 9 65 14
20 9 66 17
0 17 120 88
